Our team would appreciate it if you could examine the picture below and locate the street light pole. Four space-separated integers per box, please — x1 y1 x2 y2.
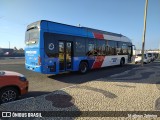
9 41 10 49
141 0 148 66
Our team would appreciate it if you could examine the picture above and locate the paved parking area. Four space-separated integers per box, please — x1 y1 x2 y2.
0 58 138 98
0 59 160 119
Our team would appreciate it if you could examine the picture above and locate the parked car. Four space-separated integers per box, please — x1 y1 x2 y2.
146 53 152 63
153 53 157 59
147 53 155 62
154 53 159 59
135 54 150 64
0 71 28 104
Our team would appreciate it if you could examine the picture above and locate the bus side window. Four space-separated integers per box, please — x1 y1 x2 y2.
75 37 86 57
117 42 128 55
107 41 117 55
44 32 57 57
86 39 96 56
117 42 123 55
122 42 128 55
96 40 105 56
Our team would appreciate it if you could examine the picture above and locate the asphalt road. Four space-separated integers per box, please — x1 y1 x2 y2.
0 58 139 99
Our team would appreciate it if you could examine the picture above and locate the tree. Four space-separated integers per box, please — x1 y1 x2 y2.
19 48 24 51
13 47 17 51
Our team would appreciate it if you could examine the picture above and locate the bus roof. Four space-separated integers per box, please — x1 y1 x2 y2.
82 27 122 37
27 20 132 43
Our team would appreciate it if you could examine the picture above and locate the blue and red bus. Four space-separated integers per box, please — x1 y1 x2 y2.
25 20 133 74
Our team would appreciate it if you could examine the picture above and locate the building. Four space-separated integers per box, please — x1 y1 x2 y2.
134 49 160 55
146 49 160 53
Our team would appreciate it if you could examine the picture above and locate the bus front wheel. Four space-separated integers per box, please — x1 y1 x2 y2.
79 62 88 74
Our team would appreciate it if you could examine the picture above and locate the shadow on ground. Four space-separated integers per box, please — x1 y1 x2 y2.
21 91 51 98
0 91 81 119
48 64 138 84
49 59 160 85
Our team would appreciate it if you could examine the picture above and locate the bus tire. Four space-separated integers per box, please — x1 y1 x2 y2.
120 58 125 67
79 62 88 74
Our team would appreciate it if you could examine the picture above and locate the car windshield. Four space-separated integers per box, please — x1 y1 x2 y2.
0 71 5 75
148 53 152 57
137 54 142 56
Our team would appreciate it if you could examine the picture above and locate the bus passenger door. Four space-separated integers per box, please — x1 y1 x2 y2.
58 41 73 71
65 42 72 70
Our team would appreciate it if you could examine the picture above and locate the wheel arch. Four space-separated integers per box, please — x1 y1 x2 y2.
121 57 125 64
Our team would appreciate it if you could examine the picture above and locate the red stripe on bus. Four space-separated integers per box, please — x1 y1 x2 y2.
93 33 104 39
92 56 105 69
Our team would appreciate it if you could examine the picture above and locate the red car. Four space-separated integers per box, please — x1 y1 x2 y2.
0 71 28 104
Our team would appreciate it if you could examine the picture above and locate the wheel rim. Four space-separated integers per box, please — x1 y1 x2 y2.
81 64 87 73
1 90 17 103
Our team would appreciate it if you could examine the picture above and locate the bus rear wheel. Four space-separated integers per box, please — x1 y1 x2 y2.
79 62 88 74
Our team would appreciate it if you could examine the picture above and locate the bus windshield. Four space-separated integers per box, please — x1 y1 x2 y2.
25 29 39 45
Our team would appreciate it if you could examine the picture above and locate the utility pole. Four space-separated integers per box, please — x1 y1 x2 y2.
141 0 148 66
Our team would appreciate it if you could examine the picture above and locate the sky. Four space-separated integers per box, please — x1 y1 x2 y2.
0 0 160 50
